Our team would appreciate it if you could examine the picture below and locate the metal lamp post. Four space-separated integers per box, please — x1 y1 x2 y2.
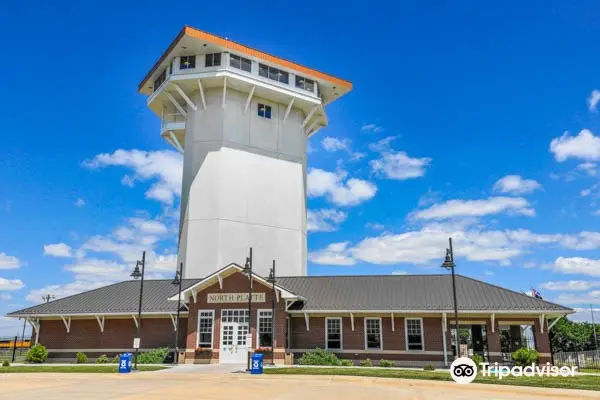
441 237 460 360
242 248 253 371
130 251 146 370
591 304 599 351
171 262 184 364
266 260 276 366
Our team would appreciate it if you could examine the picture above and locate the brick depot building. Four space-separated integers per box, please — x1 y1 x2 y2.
8 264 572 366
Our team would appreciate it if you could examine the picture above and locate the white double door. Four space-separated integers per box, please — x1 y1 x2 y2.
220 309 250 364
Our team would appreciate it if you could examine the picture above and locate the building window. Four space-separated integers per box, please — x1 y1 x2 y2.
205 53 221 67
153 69 166 92
197 310 214 348
365 318 382 350
258 103 272 119
259 63 289 84
326 318 342 349
180 55 196 70
230 53 252 72
169 60 173 75
405 318 424 351
295 75 315 92
257 310 273 348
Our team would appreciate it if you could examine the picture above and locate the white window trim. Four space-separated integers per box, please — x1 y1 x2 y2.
256 309 273 348
405 317 424 352
325 317 343 350
257 102 273 120
196 309 215 349
364 317 383 351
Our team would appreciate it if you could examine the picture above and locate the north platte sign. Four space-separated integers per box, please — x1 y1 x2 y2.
207 293 266 303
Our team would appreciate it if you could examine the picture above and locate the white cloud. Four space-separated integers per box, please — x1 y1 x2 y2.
0 316 29 336
64 258 128 281
552 256 600 277
0 253 21 270
321 137 350 152
74 198 85 207
577 162 597 176
493 175 541 195
128 218 168 236
307 168 377 207
539 280 600 291
43 243 73 258
559 232 600 250
83 149 183 205
25 280 111 303
391 270 407 275
550 129 600 162
368 136 397 153
365 222 385 231
0 278 24 291
483 270 494 276
0 293 11 300
370 151 431 180
570 307 600 322
308 242 356 266
588 90 600 112
307 209 347 232
412 197 535 220
361 124 384 133
554 291 600 305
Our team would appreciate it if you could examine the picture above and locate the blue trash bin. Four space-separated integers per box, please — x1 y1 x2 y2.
251 352 264 374
118 353 132 373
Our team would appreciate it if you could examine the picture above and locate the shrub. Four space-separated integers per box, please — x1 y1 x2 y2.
96 354 109 364
25 344 48 363
2 360 10 367
423 364 435 371
298 348 341 366
378 359 394 368
76 352 88 364
471 354 484 367
111 355 120 364
511 348 539 367
340 359 354 366
136 348 169 364
359 358 373 367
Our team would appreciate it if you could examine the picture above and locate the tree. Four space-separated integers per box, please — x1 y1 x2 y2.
549 318 598 352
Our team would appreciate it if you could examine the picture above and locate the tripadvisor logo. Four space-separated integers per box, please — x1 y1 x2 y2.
450 357 578 384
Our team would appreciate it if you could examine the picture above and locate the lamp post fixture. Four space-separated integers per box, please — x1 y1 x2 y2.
441 237 460 360
171 262 184 364
591 304 599 351
266 260 276 366
130 251 146 370
242 248 253 371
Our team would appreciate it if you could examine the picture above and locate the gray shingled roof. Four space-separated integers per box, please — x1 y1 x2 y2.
277 275 573 312
7 274 571 317
8 279 200 317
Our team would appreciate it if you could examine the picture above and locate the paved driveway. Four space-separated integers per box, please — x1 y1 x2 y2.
1 368 598 400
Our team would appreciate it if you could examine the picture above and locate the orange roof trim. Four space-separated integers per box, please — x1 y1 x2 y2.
138 26 352 92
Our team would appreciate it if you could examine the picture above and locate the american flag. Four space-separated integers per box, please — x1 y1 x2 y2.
531 288 543 299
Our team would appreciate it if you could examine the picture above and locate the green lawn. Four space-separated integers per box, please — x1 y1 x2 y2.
264 367 600 391
0 365 168 373
581 368 600 373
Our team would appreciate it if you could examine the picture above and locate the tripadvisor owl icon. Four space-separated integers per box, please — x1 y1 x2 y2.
450 357 477 384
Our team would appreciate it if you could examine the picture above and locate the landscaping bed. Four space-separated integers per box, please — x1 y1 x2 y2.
0 365 168 373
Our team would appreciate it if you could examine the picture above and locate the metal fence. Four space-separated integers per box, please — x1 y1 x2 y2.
553 350 600 370
0 336 32 363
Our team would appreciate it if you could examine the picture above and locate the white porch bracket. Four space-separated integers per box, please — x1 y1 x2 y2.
305 120 319 135
442 313 447 331
222 77 227 108
491 313 495 333
217 273 223 290
350 313 355 331
168 131 184 154
169 314 177 331
191 289 197 303
304 312 310 331
95 315 105 333
197 79 207 110
164 91 187 118
539 314 545 334
275 289 280 303
131 314 139 329
244 85 256 114
547 315 564 331
171 83 197 111
60 315 71 333
302 105 319 127
27 318 41 344
391 312 395 332
283 98 294 124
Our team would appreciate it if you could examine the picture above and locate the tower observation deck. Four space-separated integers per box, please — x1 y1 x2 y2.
139 26 352 278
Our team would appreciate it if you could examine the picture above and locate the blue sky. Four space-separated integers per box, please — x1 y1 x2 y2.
2 1 600 335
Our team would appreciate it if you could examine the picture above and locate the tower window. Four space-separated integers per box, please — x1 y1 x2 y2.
180 55 196 70
258 103 272 119
230 54 252 72
205 53 221 67
153 69 166 91
259 63 289 84
295 75 315 92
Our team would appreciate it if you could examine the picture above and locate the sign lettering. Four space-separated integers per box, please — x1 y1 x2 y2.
207 292 266 303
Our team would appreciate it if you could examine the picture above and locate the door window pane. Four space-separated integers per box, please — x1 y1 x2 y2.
365 318 381 350
326 318 342 349
406 319 423 351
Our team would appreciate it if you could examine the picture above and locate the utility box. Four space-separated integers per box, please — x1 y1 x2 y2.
251 353 264 374
285 353 294 366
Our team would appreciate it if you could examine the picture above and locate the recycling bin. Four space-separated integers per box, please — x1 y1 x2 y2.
251 352 264 374
118 353 132 373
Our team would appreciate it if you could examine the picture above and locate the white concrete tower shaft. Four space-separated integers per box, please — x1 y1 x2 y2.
139 27 352 278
